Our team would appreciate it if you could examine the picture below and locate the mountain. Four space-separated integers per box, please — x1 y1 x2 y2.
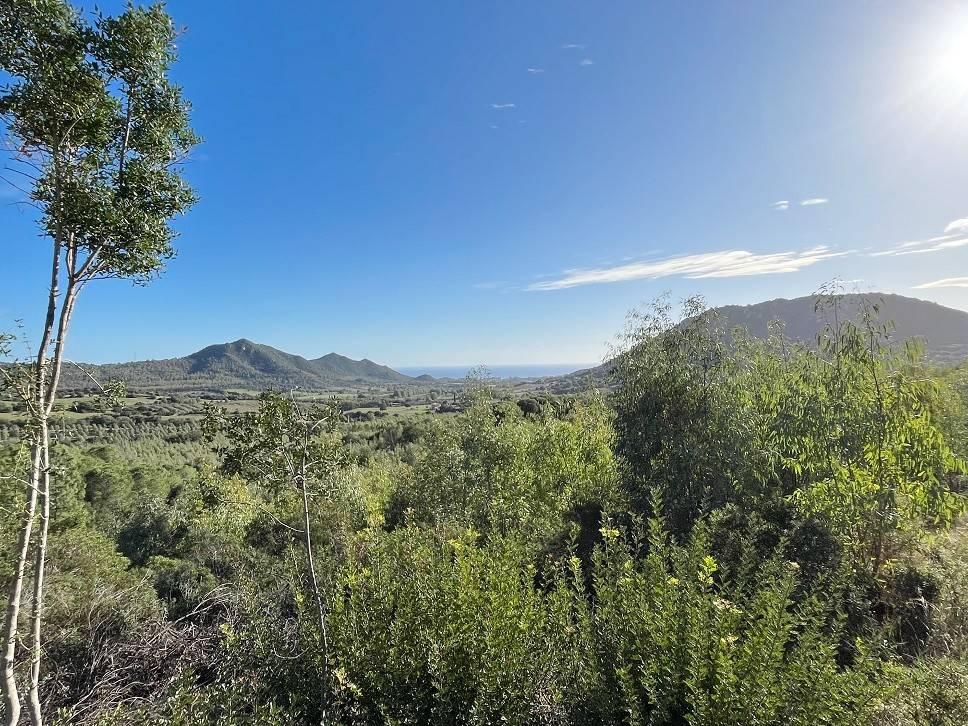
713 293 968 362
61 339 415 392
56 294 968 394
558 293 968 388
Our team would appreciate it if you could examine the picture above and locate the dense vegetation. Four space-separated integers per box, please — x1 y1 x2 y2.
2 294 968 724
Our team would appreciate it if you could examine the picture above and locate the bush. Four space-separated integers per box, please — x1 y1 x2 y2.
324 522 884 726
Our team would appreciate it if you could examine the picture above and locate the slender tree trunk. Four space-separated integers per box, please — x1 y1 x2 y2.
300 476 327 648
298 459 328 725
24 279 77 726
25 426 49 726
1 232 62 725
1 442 42 726
868 330 888 581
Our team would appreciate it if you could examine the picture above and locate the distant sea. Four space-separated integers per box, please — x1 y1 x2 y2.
397 363 596 380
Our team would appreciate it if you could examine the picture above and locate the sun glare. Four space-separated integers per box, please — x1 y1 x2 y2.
928 13 968 100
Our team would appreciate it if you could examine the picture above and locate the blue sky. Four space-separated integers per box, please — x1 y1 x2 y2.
3 0 968 366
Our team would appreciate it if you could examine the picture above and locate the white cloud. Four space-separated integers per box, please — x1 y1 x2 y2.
872 216 968 257
913 277 968 289
527 246 847 291
562 44 585 50
527 67 545 74
800 198 828 206
579 58 595 66
491 103 516 109
944 218 968 235
772 200 790 211
900 238 968 256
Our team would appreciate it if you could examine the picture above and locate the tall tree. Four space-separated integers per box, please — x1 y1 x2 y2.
0 2 197 722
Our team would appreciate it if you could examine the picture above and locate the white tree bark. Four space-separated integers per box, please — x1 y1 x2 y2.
25 429 49 726
1 235 62 726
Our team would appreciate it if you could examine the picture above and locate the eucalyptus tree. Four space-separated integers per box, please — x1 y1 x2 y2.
612 295 757 536
0 2 197 722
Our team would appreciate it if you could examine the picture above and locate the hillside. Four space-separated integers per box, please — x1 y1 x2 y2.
60 339 415 392
56 295 968 394
714 293 968 362
556 293 968 389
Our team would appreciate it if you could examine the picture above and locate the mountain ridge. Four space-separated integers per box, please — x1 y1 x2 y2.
560 292 968 385
714 293 968 349
57 293 968 393
711 293 968 363
60 339 416 392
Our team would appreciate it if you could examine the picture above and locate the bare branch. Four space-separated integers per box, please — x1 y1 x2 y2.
61 359 108 395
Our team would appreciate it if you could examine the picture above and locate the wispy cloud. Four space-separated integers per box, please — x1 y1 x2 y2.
800 198 828 206
491 103 516 110
873 216 968 257
875 236 968 257
772 200 790 211
914 277 968 289
562 44 585 50
527 246 847 291
944 218 968 235
527 67 545 74
579 58 595 66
